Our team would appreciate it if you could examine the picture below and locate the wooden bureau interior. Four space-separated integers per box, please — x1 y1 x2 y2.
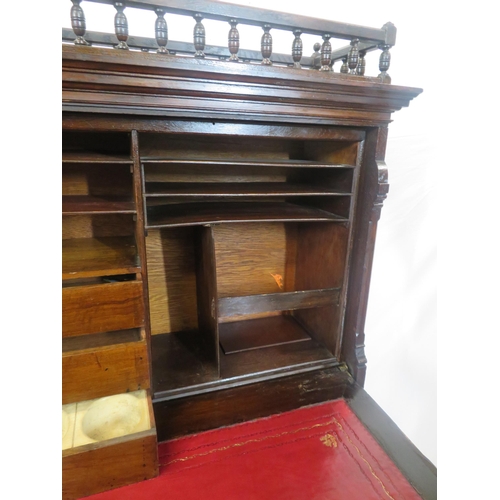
61 1 431 498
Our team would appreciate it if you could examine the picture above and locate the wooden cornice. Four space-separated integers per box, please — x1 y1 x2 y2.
62 45 422 127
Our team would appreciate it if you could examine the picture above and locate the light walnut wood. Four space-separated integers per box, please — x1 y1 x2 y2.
62 280 144 337
62 340 150 404
62 237 139 280
146 228 198 335
62 214 135 240
213 223 288 298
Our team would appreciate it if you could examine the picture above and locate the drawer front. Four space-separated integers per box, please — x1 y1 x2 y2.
62 281 144 338
62 340 150 404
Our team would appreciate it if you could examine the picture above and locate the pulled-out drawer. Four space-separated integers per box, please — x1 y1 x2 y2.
62 390 158 499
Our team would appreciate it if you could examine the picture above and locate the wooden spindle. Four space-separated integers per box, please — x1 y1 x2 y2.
311 42 321 69
292 30 303 69
193 14 206 58
356 50 366 76
261 25 272 65
70 0 89 45
155 8 169 54
320 35 332 72
228 19 239 62
378 44 392 83
113 2 128 50
348 38 359 74
340 57 348 74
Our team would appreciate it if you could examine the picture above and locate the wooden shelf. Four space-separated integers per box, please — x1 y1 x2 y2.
145 182 351 197
219 315 311 354
218 288 340 321
62 237 139 280
62 151 132 164
220 332 335 380
141 158 354 169
151 330 219 395
62 328 143 353
146 202 347 228
62 195 136 214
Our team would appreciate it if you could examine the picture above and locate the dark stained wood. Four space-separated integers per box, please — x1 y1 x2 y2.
62 280 144 337
320 34 332 72
345 384 437 500
379 43 392 83
193 13 206 58
131 130 154 391
195 226 220 374
62 7 427 494
62 339 150 404
227 19 239 62
341 128 383 385
141 158 356 168
62 151 132 163
70 0 89 46
357 49 366 76
62 195 136 214
220 338 336 380
219 315 311 354
292 29 303 69
62 236 139 280
63 429 157 499
146 201 347 228
218 288 339 320
62 28 315 67
155 8 169 54
62 46 422 128
153 367 352 441
145 182 351 197
293 223 349 354
151 330 220 395
83 0 389 43
348 38 360 74
62 328 142 352
113 2 129 50
261 25 272 65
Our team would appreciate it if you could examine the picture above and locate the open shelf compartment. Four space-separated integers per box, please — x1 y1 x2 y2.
148 220 349 398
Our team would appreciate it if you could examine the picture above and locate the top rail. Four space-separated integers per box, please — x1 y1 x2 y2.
66 0 397 82
83 0 394 44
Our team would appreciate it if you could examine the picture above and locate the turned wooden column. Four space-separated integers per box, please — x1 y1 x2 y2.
228 19 239 61
261 25 272 65
155 8 169 54
113 2 129 50
320 35 332 72
70 0 89 45
193 14 206 58
292 30 303 69
348 39 359 74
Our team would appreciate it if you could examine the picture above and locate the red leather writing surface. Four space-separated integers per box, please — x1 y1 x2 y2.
90 399 421 499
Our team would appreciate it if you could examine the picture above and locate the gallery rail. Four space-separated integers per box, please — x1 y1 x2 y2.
65 0 396 82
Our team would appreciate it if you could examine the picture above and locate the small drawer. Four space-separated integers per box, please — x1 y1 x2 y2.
62 337 149 404
62 390 158 499
62 280 144 338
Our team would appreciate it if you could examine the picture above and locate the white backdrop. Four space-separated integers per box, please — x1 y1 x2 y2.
60 0 437 466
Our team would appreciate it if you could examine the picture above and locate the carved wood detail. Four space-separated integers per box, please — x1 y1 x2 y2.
113 2 129 50
155 8 169 54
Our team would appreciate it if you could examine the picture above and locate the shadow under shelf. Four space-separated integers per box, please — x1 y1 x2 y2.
146 201 348 229
151 315 337 402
